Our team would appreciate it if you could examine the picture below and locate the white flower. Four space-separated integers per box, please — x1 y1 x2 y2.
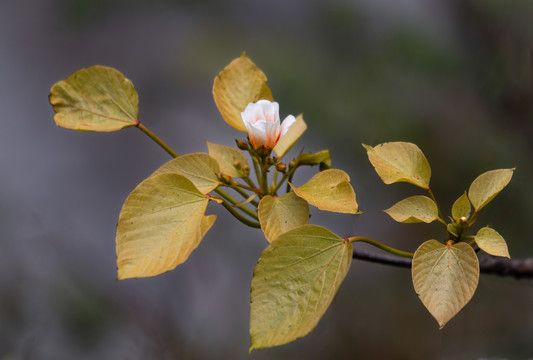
240 100 296 150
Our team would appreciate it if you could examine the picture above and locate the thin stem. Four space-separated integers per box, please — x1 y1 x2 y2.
231 182 262 195
269 168 279 194
348 237 414 258
252 155 261 184
261 159 268 195
273 164 298 194
215 188 259 220
136 122 178 158
229 185 259 207
427 188 447 230
469 210 479 226
219 200 261 228
436 217 448 227
242 174 258 190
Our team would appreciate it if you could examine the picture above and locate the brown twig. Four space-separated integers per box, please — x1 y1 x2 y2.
353 249 533 279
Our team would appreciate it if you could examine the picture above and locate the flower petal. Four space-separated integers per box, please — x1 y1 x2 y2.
280 115 296 137
256 100 279 124
264 121 281 149
249 120 269 148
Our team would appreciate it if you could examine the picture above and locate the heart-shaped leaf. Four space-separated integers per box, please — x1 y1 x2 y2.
412 240 479 328
250 225 352 351
363 142 431 189
384 195 438 223
468 168 514 211
273 114 307 158
206 141 249 178
213 53 274 132
258 192 309 243
49 65 138 132
451 191 471 220
475 227 510 258
116 173 214 280
290 169 358 214
151 153 220 194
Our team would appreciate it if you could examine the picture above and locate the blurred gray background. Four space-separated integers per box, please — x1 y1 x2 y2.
1 0 533 359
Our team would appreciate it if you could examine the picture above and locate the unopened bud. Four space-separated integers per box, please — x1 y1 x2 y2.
241 165 250 176
235 140 248 150
456 216 468 224
218 174 234 185
233 160 241 169
275 162 287 173
288 160 297 170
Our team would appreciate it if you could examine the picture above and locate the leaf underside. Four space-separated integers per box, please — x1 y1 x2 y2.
151 153 220 194
258 192 310 243
116 173 214 280
468 168 514 211
273 114 307 158
384 195 438 223
206 141 249 178
363 142 431 189
213 53 274 132
250 225 352 351
412 240 479 328
290 169 358 214
475 227 510 258
49 65 138 132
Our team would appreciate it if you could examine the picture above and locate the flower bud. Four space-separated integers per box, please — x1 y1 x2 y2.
235 139 248 150
288 160 297 170
275 162 287 173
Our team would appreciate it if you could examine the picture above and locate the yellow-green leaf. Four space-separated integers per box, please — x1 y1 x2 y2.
151 153 220 194
49 65 138 132
290 169 358 214
384 195 438 223
273 114 307 158
412 240 479 328
451 191 471 220
213 54 274 132
468 168 514 211
258 193 309 243
363 142 431 189
299 149 332 171
250 225 352 351
116 173 214 280
206 141 249 178
475 227 510 258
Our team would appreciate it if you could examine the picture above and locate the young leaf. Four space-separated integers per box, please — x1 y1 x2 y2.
250 225 352 351
475 227 510 258
468 168 514 211
299 149 332 171
116 173 214 280
49 65 138 132
151 153 220 194
384 195 438 223
273 114 307 158
451 191 471 220
213 53 274 132
363 142 431 189
258 192 309 243
290 169 358 214
206 141 249 178
412 240 479 328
